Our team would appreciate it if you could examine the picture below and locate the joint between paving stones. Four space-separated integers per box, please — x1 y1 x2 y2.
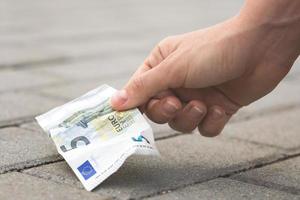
0 116 36 128
228 152 300 195
226 136 290 151
230 176 300 195
0 69 130 96
0 155 63 175
6 143 299 200
137 152 299 200
231 103 300 124
1 102 299 135
0 56 69 71
0 47 147 72
155 132 182 141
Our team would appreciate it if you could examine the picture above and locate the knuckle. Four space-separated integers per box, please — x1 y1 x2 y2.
160 36 175 45
130 76 145 91
147 36 177 68
158 36 178 57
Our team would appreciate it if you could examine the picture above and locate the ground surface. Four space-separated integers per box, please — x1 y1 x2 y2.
0 0 300 199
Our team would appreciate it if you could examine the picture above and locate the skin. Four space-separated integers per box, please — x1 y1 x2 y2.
111 0 300 137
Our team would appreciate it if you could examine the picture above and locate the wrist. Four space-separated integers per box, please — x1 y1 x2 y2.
237 0 300 56
234 5 300 68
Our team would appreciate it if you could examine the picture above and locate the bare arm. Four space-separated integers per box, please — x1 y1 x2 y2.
111 0 300 136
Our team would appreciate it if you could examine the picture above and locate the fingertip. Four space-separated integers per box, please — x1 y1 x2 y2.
168 100 207 133
110 90 128 110
145 96 182 124
163 98 182 115
198 106 228 137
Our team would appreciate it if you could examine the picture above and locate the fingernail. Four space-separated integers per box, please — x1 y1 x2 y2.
163 101 178 114
111 90 128 106
211 108 223 120
189 106 204 118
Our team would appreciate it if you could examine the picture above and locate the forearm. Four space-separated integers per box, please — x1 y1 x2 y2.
240 0 300 25
235 0 300 68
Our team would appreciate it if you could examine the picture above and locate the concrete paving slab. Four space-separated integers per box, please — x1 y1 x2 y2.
284 57 300 83
24 133 280 199
37 77 128 100
232 82 300 122
0 172 111 200
224 108 300 150
147 120 179 139
0 127 58 173
145 178 299 200
0 92 64 123
30 56 140 82
1 0 244 43
232 156 300 195
0 70 61 92
0 46 66 69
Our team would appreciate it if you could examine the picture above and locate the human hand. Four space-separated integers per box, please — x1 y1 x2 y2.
111 3 299 137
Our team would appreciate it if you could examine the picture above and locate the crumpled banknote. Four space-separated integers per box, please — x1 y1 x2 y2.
36 85 159 191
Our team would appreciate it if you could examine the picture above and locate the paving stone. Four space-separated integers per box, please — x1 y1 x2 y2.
31 56 142 82
224 108 300 150
0 172 110 200
0 127 58 173
38 78 128 100
232 81 300 121
232 156 300 195
0 92 64 123
147 120 179 139
49 37 151 60
1 0 244 70
20 121 44 133
1 0 243 41
24 133 280 199
0 69 61 92
145 178 299 200
0 45 66 68
284 57 300 83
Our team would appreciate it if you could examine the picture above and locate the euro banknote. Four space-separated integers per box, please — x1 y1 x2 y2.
36 85 159 191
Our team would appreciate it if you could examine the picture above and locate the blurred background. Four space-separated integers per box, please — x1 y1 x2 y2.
0 0 299 125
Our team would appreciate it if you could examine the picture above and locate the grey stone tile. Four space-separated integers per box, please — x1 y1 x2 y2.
145 178 299 200
1 0 245 71
0 127 58 173
0 92 64 123
0 70 61 92
48 38 151 60
232 156 300 194
20 121 44 133
24 133 280 199
38 78 128 100
284 57 300 83
0 172 110 200
31 56 140 82
232 81 300 122
1 0 244 42
224 108 300 150
147 119 179 139
0 45 66 68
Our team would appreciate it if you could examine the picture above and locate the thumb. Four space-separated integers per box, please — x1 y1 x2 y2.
111 62 173 111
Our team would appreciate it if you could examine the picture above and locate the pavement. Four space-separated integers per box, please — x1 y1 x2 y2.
1 0 300 199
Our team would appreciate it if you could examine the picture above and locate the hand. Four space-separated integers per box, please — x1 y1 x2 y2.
111 6 299 137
